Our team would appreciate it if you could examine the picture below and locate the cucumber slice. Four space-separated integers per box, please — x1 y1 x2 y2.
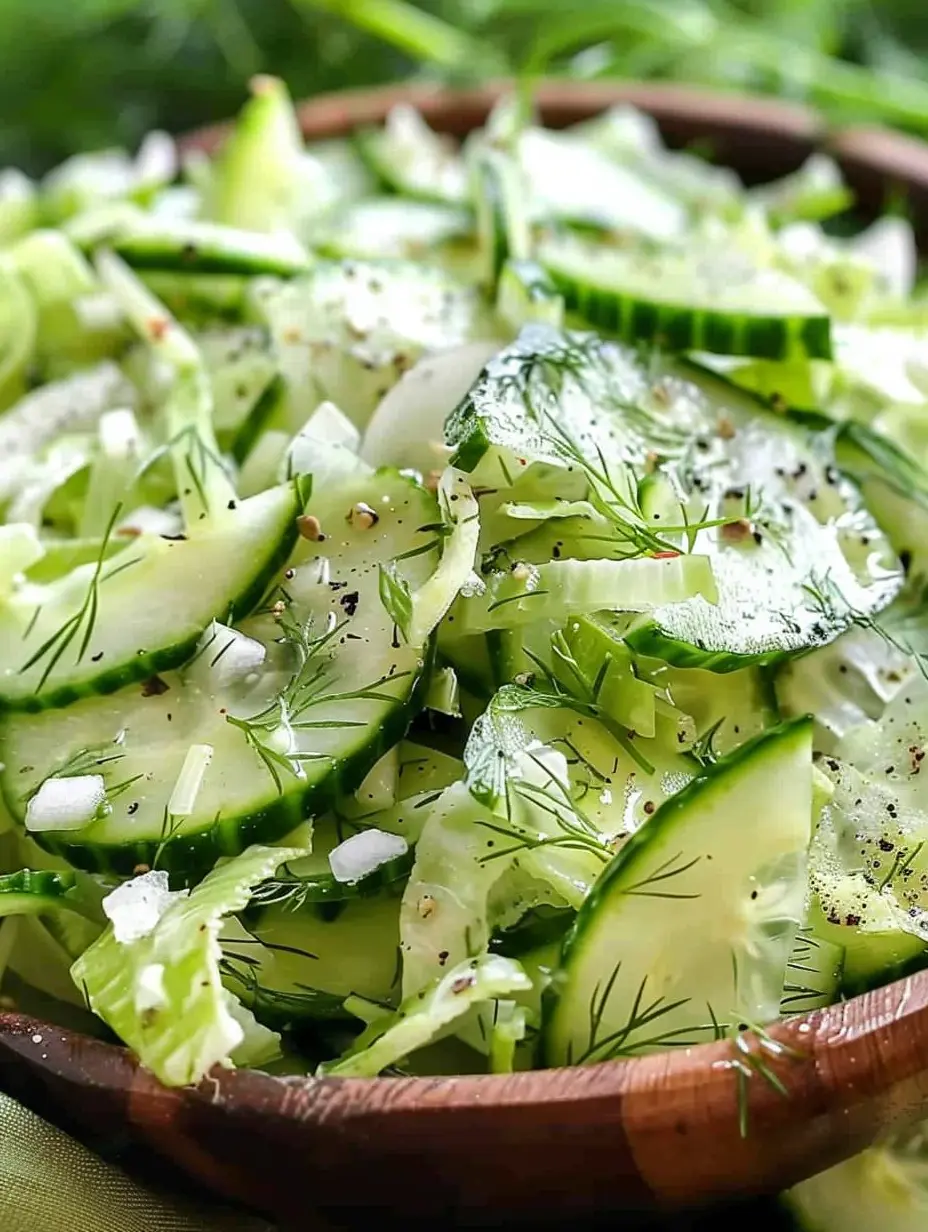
449 328 900 668
205 75 310 236
555 613 659 738
111 218 309 277
496 259 564 332
0 869 82 918
543 718 813 1065
624 369 900 671
0 470 441 874
136 271 248 322
0 479 304 711
0 264 37 409
198 326 279 444
471 146 530 289
517 127 686 241
254 259 494 430
835 421 928 583
355 106 469 205
785 1128 928 1232
538 232 832 360
638 655 777 755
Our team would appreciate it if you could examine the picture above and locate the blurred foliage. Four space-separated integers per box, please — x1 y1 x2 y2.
8 0 928 172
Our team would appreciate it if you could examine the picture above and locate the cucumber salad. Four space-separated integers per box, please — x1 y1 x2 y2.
2 75 928 1223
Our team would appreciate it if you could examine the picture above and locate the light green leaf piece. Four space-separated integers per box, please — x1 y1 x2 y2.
71 845 302 1088
318 952 531 1077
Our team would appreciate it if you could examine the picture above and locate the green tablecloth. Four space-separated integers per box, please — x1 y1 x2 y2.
0 1093 272 1232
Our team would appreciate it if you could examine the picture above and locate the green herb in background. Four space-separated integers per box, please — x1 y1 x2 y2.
7 1 928 171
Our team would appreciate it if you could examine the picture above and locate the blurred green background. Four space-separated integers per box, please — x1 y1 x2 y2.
8 0 928 173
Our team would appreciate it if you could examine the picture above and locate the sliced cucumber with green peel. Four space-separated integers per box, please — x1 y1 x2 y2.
0 470 442 874
449 328 900 668
0 869 86 918
835 420 928 582
786 1127 928 1232
470 146 530 289
496 259 564 331
539 232 833 359
355 107 469 205
543 719 813 1065
112 218 310 277
0 479 304 711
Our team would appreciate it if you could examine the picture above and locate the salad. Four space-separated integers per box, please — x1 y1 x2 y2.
0 74 927 1225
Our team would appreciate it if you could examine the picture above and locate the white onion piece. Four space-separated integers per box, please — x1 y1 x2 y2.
25 774 105 832
329 829 408 884
102 870 188 945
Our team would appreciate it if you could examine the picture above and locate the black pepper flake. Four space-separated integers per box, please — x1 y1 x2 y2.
91 651 104 662
438 950 450 967
340 591 360 617
141 675 170 698
127 802 139 816
227 499 237 510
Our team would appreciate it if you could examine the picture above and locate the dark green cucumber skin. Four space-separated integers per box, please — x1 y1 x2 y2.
231 372 287 465
624 623 795 673
29 641 435 883
0 868 77 900
352 128 449 204
0 479 308 716
540 717 812 1063
490 906 575 958
544 266 833 361
112 237 308 278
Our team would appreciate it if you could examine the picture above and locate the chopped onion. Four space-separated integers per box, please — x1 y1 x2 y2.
99 407 141 460
167 743 214 818
25 774 106 832
102 870 187 945
329 828 408 884
195 623 266 689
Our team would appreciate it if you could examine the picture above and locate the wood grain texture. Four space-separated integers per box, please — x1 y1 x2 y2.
4 79 928 1226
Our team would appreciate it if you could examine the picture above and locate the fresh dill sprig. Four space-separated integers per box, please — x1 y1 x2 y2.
576 967 717 1065
804 570 927 675
531 635 656 775
727 1019 804 1140
688 717 727 768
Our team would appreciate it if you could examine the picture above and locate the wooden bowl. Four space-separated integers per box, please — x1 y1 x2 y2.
5 81 928 1229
